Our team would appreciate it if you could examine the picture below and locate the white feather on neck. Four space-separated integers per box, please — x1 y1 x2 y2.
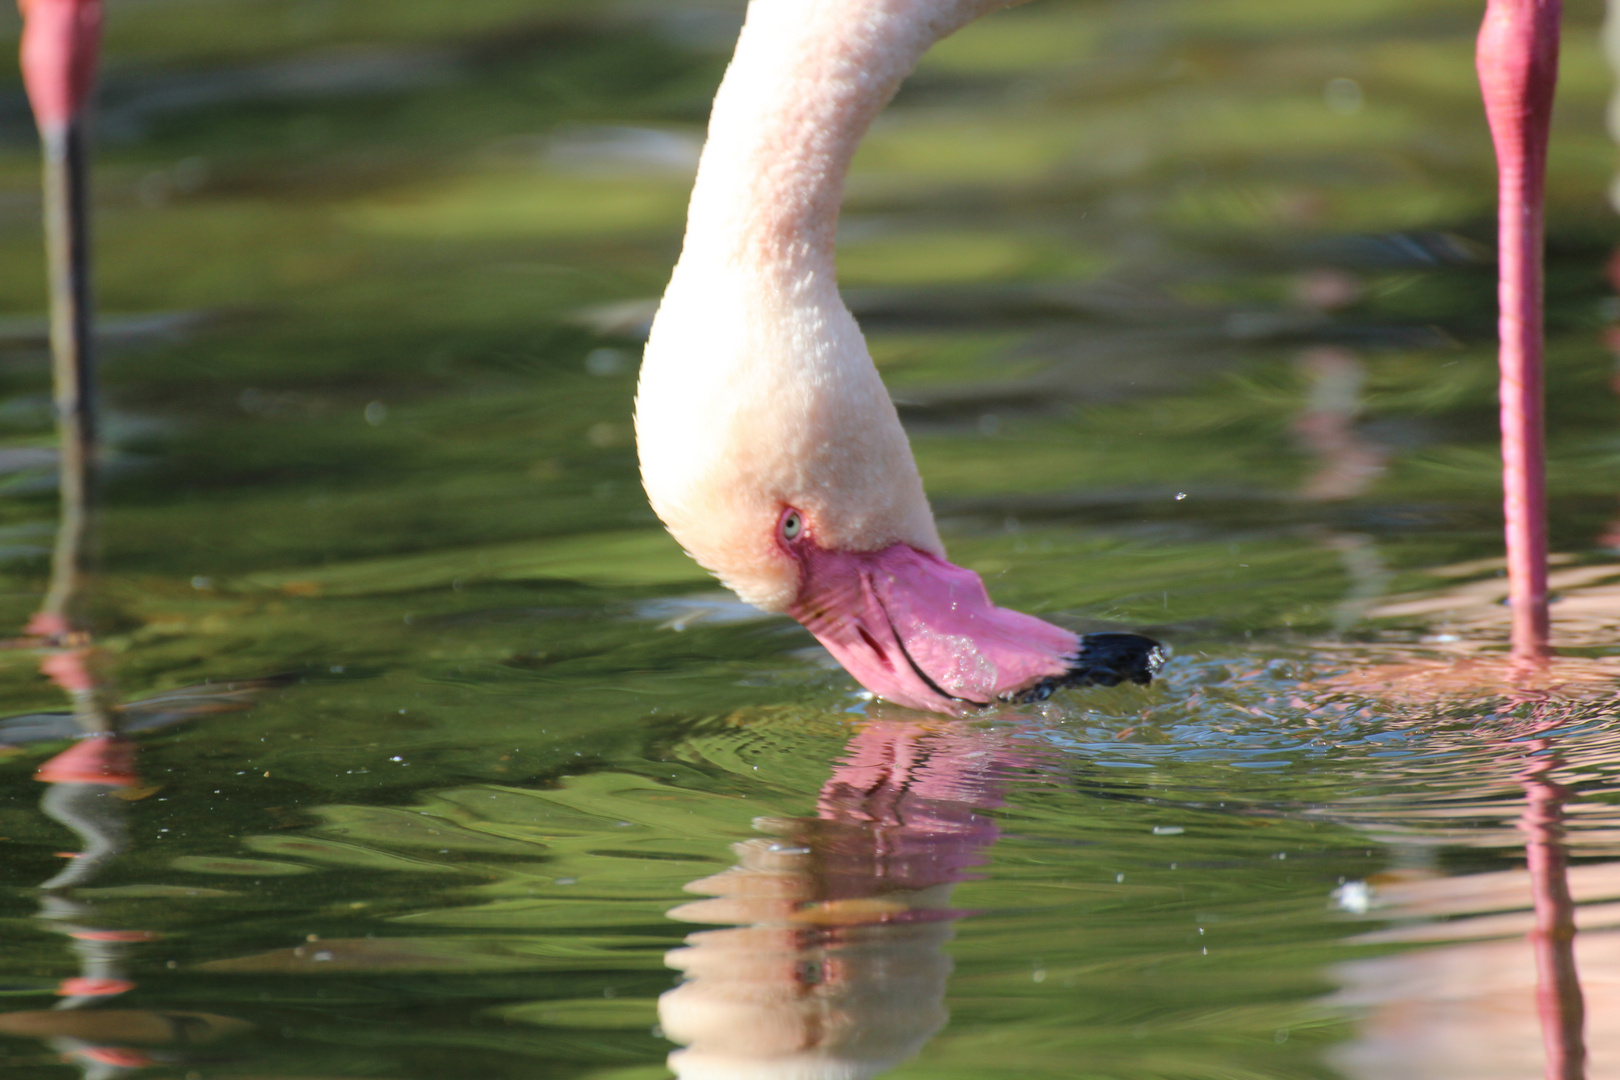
637 0 1011 610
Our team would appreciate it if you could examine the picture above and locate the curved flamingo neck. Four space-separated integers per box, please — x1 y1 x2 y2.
680 0 1006 282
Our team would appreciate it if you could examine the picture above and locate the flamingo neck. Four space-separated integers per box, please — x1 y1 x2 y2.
680 0 1005 283
637 1 1004 610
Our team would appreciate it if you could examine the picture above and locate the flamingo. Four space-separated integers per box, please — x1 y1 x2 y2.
635 0 1163 715
15 0 1558 706
636 0 1563 712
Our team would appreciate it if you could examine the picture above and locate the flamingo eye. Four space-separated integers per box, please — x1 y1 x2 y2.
780 510 803 542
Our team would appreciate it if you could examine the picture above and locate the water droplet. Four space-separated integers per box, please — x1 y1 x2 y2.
1334 881 1372 915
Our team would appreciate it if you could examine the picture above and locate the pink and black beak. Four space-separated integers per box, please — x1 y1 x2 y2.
783 535 1164 715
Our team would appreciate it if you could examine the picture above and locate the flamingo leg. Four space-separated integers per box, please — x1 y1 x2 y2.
18 0 113 732
1478 0 1561 661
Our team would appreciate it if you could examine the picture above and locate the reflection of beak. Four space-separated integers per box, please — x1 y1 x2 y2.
788 543 1163 713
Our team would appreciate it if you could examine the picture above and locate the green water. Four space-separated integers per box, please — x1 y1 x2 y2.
2 1 1620 1077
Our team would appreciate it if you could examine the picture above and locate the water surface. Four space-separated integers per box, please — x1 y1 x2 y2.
2 1 1620 1078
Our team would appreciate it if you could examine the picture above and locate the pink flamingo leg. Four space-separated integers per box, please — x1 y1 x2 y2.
1477 0 1560 660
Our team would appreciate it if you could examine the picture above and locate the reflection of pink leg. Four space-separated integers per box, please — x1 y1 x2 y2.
1478 0 1560 660
1603 273 1620 546
1518 735 1586 1080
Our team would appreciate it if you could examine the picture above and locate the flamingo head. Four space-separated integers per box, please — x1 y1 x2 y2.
636 287 1163 716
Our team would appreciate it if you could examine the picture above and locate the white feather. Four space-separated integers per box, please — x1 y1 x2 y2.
636 0 1013 610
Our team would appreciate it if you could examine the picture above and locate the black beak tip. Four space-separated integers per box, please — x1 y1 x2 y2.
1003 632 1167 704
1074 632 1168 687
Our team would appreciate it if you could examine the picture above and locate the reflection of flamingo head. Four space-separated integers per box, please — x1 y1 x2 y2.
636 0 1163 713
659 720 1014 1079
